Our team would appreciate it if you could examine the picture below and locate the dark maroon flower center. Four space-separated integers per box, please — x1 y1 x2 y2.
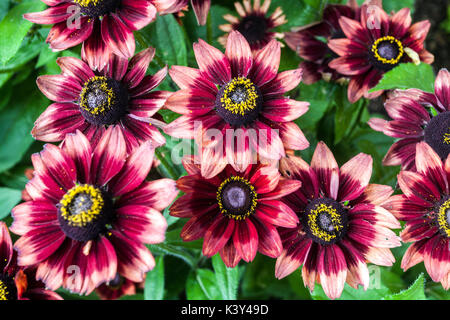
424 111 450 160
215 77 263 127
370 36 404 71
79 76 129 126
217 176 258 220
236 14 268 46
433 197 450 238
302 197 348 245
57 184 115 241
74 0 121 18
0 273 17 301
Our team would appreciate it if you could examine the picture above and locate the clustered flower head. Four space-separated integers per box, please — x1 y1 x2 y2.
0 0 446 301
164 30 310 179
275 142 401 299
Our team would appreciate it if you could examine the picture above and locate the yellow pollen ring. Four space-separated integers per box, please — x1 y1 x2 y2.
371 36 404 65
79 76 115 116
0 280 10 300
437 200 450 238
307 203 343 242
59 184 104 227
217 176 258 220
443 132 450 145
73 0 101 7
221 77 259 116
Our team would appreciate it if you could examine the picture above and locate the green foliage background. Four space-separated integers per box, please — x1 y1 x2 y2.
0 0 448 300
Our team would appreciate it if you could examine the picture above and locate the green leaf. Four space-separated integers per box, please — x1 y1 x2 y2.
211 254 239 300
0 1 10 22
383 274 426 300
0 187 22 220
186 269 222 300
144 256 165 300
137 14 187 67
370 63 435 93
0 0 46 64
0 81 47 173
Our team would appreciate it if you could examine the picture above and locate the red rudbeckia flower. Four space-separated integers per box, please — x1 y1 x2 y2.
368 69 450 171
219 0 286 51
164 31 309 178
0 222 62 300
328 3 434 102
275 142 401 299
34 49 168 153
169 156 301 267
24 0 174 70
160 0 211 25
11 128 177 295
384 142 450 289
284 0 359 84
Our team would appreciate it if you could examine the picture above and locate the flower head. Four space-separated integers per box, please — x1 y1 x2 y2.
34 49 169 153
24 0 172 70
11 128 178 295
328 3 434 102
284 0 359 84
164 31 309 178
0 222 62 300
219 0 286 51
169 156 302 267
275 142 401 299
368 68 450 171
384 142 450 290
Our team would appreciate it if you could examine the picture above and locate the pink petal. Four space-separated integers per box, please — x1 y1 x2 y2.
116 205 167 244
24 3 73 24
191 0 211 25
82 19 109 71
119 0 157 31
255 200 299 228
252 217 282 258
261 68 303 97
118 179 178 211
90 126 127 186
311 141 339 200
193 39 231 84
101 13 135 59
130 66 168 97
14 225 65 266
110 231 155 282
46 17 94 51
109 141 155 196
165 88 215 116
233 219 258 262
248 39 280 87
318 245 347 300
32 103 85 142
169 65 217 95
338 153 373 201
56 56 95 84
0 222 13 271
62 130 93 184
123 47 155 89
202 216 235 257
435 68 450 110
36 75 81 102
262 98 309 122
225 30 253 78
10 201 58 236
